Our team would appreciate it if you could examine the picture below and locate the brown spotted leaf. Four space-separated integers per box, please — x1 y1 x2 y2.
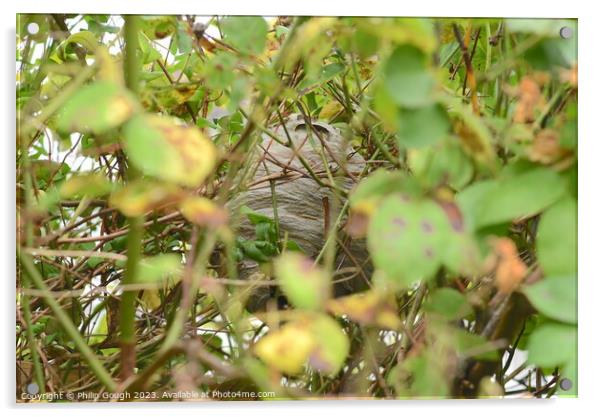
123 114 217 187
367 194 453 287
274 253 330 311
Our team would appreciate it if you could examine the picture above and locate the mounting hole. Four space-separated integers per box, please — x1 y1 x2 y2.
27 22 40 35
559 378 573 391
559 26 574 39
26 382 40 395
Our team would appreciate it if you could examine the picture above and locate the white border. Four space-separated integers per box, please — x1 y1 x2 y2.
3 1 601 416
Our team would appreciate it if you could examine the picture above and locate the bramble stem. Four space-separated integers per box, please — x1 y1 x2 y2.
19 252 117 392
119 14 144 381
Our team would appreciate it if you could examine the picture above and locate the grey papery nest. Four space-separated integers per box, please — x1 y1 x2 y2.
227 114 372 311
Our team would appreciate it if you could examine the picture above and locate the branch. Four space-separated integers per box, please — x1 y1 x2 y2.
452 23 480 115
19 252 117 391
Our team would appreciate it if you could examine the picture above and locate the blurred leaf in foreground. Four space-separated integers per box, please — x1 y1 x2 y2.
123 114 218 187
56 81 139 134
274 252 330 311
255 314 349 376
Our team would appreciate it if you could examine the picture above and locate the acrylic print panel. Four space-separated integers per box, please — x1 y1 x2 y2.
15 15 577 402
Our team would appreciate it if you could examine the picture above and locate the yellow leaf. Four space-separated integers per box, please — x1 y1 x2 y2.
60 173 113 199
254 321 315 375
179 197 228 228
327 290 402 330
254 314 350 376
319 101 343 121
109 181 185 217
140 289 162 310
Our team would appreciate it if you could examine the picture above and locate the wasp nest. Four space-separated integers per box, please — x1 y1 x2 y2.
227 114 371 310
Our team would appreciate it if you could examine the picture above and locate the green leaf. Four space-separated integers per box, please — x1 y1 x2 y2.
122 114 217 187
452 328 499 361
384 45 435 108
285 240 304 253
523 276 577 324
240 205 273 225
138 32 162 64
388 351 449 398
537 197 577 276
367 194 451 287
255 222 277 243
308 315 349 375
397 104 450 149
297 63 345 94
56 81 138 134
458 167 566 229
221 16 268 55
349 169 408 210
527 323 576 368
175 20 193 53
64 30 99 53
524 39 575 70
353 28 380 58
275 25 290 39
274 253 329 310
238 239 271 263
137 254 182 284
408 139 473 189
424 288 472 321
203 52 237 90
60 173 114 199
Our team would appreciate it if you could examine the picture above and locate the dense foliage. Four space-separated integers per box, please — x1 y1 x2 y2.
16 15 577 401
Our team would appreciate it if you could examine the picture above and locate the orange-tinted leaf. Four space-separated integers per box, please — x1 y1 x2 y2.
179 197 228 228
490 237 528 294
109 181 185 217
513 77 543 124
327 290 401 330
529 129 570 164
